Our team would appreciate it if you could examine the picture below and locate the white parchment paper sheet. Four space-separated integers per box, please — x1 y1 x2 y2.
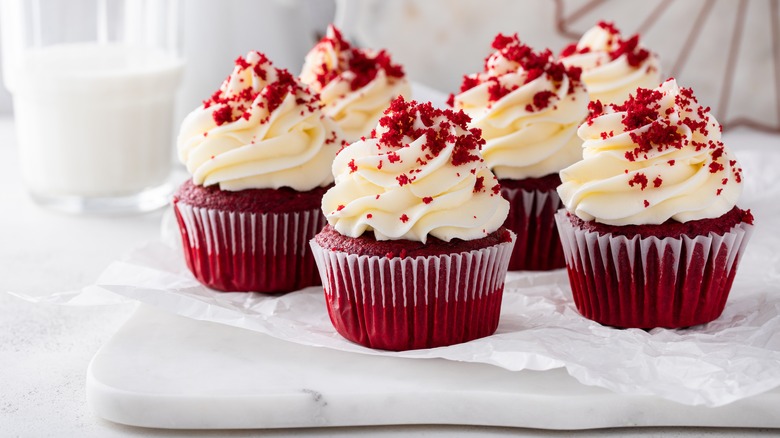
13 132 780 408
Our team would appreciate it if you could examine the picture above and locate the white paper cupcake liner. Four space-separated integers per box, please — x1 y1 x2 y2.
173 201 327 293
555 209 754 328
309 233 515 350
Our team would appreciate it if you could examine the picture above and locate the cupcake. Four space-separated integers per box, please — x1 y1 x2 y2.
299 24 411 143
556 78 754 329
559 21 661 105
451 34 588 271
310 97 515 351
173 51 346 293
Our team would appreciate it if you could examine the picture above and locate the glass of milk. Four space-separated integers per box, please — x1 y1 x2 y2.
1 0 184 213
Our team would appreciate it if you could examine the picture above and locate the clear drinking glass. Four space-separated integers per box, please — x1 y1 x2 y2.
1 0 183 213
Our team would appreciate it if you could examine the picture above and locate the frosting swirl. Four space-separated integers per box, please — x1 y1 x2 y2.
558 78 744 226
452 34 588 180
300 25 411 143
559 21 662 105
322 97 509 243
178 51 344 191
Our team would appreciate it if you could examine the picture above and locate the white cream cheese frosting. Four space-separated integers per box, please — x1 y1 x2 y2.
558 78 744 226
559 21 662 105
178 51 345 191
322 97 510 243
300 25 411 143
452 34 588 180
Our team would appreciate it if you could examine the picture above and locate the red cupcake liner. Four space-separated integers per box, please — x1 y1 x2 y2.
310 235 515 351
555 210 754 329
173 200 327 293
502 186 566 271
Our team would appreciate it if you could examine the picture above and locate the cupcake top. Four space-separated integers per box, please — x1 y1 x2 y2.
322 97 510 243
559 21 661 105
558 78 744 226
178 51 345 192
300 25 411 143
451 34 588 180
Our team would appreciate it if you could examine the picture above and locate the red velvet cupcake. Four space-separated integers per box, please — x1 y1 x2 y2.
451 34 588 271
556 79 754 328
311 97 515 350
173 51 345 293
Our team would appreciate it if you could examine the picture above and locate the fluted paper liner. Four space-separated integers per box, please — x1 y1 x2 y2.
310 235 515 351
555 209 754 328
173 200 327 293
502 186 566 271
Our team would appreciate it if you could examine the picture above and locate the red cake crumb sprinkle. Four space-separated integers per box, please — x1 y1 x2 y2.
371 97 483 168
560 21 651 68
643 200 650 208
459 75 481 93
709 162 724 173
628 173 649 190
203 52 321 127
742 209 754 225
716 188 723 196
532 90 556 110
308 25 405 91
586 100 604 125
653 177 663 187
458 33 581 104
347 159 357 173
336 204 345 211
473 176 485 192
446 93 455 107
366 213 373 219
396 174 412 186
422 196 433 204
399 214 409 223
487 78 515 102
559 42 579 58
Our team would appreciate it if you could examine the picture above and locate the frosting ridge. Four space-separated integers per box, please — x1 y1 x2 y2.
322 97 509 243
558 78 744 225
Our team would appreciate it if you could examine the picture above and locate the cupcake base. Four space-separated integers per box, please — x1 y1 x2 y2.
555 208 754 329
500 175 566 271
311 226 515 351
173 180 329 293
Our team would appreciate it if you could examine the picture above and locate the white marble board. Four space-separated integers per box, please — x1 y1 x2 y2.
86 305 780 430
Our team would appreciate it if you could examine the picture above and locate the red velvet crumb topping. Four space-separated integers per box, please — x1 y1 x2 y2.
370 96 484 167
203 52 320 127
559 21 651 68
457 33 581 104
309 25 405 91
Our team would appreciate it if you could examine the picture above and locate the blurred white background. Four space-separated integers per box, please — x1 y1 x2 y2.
1 0 777 132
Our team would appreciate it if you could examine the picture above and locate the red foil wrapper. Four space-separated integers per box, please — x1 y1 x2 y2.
173 200 327 293
502 185 566 271
310 235 515 351
555 210 754 329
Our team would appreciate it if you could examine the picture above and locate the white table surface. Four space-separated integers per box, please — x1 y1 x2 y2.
1 115 778 437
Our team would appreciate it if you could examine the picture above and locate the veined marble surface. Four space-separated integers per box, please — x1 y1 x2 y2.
88 305 780 430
